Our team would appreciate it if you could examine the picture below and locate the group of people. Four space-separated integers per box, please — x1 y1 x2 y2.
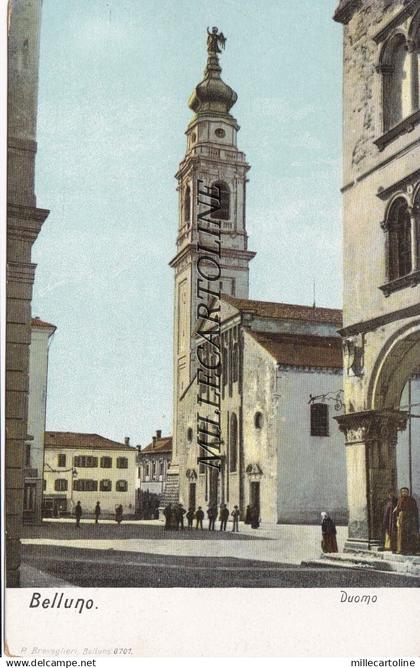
383 487 419 555
163 503 242 531
74 501 124 526
320 486 420 556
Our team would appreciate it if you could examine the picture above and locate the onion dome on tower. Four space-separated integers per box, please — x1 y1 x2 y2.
188 27 238 117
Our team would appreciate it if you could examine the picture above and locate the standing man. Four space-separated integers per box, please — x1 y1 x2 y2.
94 501 101 525
176 503 186 530
75 501 82 528
186 507 194 530
115 504 123 524
219 504 229 531
163 503 172 530
395 487 419 555
207 505 216 531
231 505 240 532
383 489 397 552
195 506 204 530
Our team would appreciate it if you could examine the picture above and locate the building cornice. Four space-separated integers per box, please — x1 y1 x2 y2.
341 136 420 194
333 0 361 25
372 0 418 44
7 204 50 243
338 302 420 337
376 166 420 200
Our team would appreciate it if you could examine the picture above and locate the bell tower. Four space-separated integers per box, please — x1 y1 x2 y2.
168 28 255 479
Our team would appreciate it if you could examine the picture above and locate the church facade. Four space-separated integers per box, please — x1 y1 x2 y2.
166 29 350 524
334 0 420 550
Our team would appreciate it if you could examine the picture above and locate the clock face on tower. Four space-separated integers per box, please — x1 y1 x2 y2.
215 128 225 138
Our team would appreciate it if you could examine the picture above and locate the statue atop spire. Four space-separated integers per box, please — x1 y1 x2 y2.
188 27 237 117
206 27 226 55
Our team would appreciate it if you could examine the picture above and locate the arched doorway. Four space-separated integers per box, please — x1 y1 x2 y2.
337 322 420 550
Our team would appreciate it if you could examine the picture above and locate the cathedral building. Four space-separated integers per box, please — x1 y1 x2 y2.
333 0 420 551
166 29 350 524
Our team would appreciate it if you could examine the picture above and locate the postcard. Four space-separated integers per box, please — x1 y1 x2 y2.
3 0 420 660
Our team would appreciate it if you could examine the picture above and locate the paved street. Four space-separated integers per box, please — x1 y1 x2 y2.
21 542 419 587
18 519 419 588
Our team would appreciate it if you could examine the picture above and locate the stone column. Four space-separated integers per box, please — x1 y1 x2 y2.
336 410 407 552
409 205 418 272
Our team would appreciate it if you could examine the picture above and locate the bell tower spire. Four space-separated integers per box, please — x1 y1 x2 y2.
169 29 255 476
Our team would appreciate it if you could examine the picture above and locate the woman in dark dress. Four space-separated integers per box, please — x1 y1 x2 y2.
321 511 338 553
250 505 260 529
245 505 252 525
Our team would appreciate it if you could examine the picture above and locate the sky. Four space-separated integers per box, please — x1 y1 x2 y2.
32 0 343 448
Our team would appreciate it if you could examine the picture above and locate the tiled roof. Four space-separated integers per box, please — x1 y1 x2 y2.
222 295 343 326
31 317 57 331
248 331 343 369
45 431 134 451
140 436 173 454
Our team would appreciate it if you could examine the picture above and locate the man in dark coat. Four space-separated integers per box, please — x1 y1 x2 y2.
207 505 216 531
231 505 240 532
195 506 204 529
321 511 338 553
395 487 419 555
75 501 82 528
163 503 172 530
115 504 123 524
383 490 397 552
175 503 186 530
94 501 101 525
219 504 229 531
186 507 194 530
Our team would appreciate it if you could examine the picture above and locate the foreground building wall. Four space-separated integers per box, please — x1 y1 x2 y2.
334 0 420 549
6 0 49 585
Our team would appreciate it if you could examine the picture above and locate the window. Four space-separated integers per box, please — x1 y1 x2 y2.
232 343 239 383
187 427 193 443
43 479 47 491
229 413 238 473
222 347 228 387
198 445 206 474
116 457 128 469
73 456 98 468
116 480 128 492
382 34 412 131
55 479 68 492
25 443 31 467
100 456 112 468
73 479 98 492
184 184 191 223
160 461 164 475
58 453 66 467
100 479 112 492
310 403 329 437
24 483 36 512
210 181 230 220
146 463 150 477
254 412 264 429
377 17 420 143
387 198 412 280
